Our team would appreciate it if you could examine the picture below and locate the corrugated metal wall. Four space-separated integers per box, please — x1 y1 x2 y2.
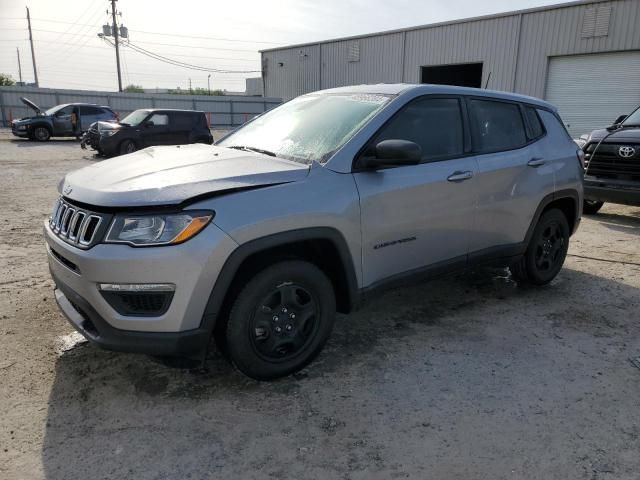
262 0 640 101
0 86 282 128
321 33 405 87
516 0 640 98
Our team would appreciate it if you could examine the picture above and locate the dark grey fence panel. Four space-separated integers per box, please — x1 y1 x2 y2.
0 86 281 128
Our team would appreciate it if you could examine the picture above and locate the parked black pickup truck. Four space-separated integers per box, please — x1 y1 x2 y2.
576 107 640 214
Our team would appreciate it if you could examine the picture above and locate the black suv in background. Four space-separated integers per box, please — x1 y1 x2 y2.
577 106 640 214
11 97 116 141
83 109 214 156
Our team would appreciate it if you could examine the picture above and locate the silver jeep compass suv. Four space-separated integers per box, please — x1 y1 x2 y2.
45 84 583 379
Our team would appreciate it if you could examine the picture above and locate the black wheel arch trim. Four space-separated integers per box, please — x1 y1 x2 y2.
524 189 581 245
199 227 359 335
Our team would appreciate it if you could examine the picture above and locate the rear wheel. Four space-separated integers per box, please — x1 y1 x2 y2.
583 199 604 215
33 126 51 142
223 261 336 380
510 208 570 285
119 139 137 155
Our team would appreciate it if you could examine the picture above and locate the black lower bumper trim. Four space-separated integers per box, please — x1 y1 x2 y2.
51 270 209 356
584 183 640 206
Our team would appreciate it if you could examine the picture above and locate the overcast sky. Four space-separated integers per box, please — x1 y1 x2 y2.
1 0 569 92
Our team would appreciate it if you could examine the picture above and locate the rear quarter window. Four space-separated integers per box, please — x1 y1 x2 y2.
469 99 527 153
524 106 545 140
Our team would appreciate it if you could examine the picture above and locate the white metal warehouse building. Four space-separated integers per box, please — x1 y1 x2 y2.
260 0 640 136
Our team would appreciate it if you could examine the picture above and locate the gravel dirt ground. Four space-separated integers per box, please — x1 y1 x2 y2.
0 129 639 480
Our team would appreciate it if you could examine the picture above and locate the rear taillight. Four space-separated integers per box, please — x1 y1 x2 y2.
577 149 585 169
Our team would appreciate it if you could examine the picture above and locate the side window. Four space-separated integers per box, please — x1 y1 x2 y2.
56 105 74 116
149 113 169 126
173 113 194 128
524 106 544 140
469 99 527 153
374 97 464 161
80 106 100 116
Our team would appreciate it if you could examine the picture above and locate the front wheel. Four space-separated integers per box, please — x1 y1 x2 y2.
33 126 51 141
510 208 570 285
224 261 336 380
119 139 137 155
583 200 604 215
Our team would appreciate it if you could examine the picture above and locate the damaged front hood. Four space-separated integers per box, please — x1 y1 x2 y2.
61 144 310 207
20 96 42 115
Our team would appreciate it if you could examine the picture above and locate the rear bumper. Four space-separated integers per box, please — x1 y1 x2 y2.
584 177 640 206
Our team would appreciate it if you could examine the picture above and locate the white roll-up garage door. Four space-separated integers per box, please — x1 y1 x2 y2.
545 51 640 137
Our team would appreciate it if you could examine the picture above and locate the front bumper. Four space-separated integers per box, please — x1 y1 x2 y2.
45 219 238 355
11 125 29 137
584 176 640 206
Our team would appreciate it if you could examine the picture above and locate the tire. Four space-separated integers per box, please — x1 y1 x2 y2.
119 139 137 155
33 126 51 142
224 260 336 380
583 200 604 215
510 208 570 286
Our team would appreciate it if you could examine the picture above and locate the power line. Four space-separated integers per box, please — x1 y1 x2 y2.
128 29 282 45
116 40 261 74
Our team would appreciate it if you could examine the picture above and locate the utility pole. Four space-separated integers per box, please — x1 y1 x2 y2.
189 78 192 93
207 74 211 95
110 0 123 92
26 7 39 87
16 48 23 84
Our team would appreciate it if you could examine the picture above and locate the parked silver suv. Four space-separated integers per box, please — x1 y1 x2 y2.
45 84 583 379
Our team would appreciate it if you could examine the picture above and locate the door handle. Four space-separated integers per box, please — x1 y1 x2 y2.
447 170 474 182
527 157 546 167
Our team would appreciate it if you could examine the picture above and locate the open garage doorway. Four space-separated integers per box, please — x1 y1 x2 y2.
421 63 483 88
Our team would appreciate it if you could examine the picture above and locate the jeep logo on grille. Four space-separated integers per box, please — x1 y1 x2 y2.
618 146 636 158
63 184 73 195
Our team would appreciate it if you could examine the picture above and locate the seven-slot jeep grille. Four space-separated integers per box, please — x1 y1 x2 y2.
49 197 105 248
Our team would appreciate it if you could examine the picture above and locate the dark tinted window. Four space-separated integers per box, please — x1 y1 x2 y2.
80 105 101 115
375 97 464 161
171 112 195 128
524 106 544 139
469 99 527 153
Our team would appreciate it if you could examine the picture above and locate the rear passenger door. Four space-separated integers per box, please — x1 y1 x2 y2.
79 106 101 131
171 112 194 144
354 96 479 287
466 98 554 255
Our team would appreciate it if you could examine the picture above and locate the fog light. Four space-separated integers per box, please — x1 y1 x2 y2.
98 283 175 292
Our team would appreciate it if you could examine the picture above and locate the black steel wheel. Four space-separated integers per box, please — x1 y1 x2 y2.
224 261 336 380
583 199 604 215
510 208 570 285
119 139 137 155
33 126 51 141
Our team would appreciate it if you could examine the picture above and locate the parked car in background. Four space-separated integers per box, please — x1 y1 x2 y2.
11 97 116 141
82 109 214 156
576 106 640 214
46 84 582 380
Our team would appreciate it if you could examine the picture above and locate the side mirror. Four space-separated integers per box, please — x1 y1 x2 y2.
142 120 154 127
613 114 627 125
360 139 422 169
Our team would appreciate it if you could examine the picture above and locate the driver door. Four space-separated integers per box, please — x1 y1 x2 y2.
353 96 478 287
52 106 74 135
140 113 170 147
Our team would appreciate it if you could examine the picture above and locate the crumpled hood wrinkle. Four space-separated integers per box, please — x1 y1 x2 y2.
61 144 310 207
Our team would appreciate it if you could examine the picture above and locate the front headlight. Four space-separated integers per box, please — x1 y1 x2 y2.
100 130 118 137
105 211 213 246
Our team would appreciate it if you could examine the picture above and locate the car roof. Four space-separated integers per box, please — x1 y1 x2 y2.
311 83 555 110
136 109 204 114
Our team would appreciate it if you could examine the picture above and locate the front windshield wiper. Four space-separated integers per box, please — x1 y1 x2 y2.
226 145 277 157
